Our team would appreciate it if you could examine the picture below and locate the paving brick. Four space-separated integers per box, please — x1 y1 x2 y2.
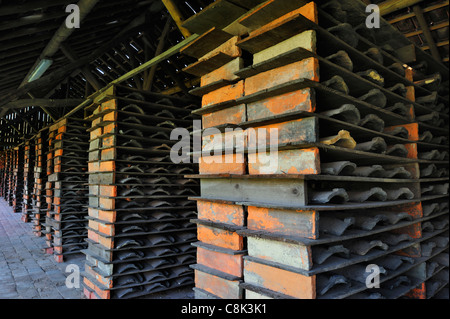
0 199 84 299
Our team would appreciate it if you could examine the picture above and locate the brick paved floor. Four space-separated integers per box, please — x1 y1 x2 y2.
0 199 85 299
0 199 195 300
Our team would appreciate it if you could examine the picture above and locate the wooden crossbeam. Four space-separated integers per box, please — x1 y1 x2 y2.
379 0 426 16
413 5 442 61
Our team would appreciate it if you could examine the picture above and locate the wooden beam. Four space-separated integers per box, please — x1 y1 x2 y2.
3 98 84 110
161 0 192 38
405 21 449 38
379 0 425 15
0 18 146 112
388 1 449 23
19 0 100 87
60 43 102 91
413 5 442 61
143 17 173 91
62 33 199 120
0 0 71 17
12 109 38 133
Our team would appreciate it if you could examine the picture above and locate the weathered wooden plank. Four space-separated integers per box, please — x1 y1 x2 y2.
243 258 316 299
238 0 309 31
236 2 317 54
193 265 243 299
197 200 245 226
236 45 315 79
183 52 236 77
182 0 247 34
200 177 307 206
247 236 312 270
247 205 318 239
248 147 320 175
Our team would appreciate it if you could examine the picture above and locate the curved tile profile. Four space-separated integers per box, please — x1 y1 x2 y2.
440 202 449 212
322 0 347 22
426 281 443 297
321 161 357 176
317 275 351 296
374 233 412 246
423 203 440 216
115 263 144 274
122 139 144 148
119 213 148 222
144 188 171 196
427 262 440 277
416 112 441 126
421 185 435 196
347 187 387 202
115 250 145 261
357 69 385 87
148 200 173 208
421 221 435 233
119 187 145 197
384 125 410 139
388 63 406 77
352 214 388 230
327 23 359 47
374 255 414 271
386 275 411 290
143 271 169 283
320 104 361 125
116 274 145 287
386 144 409 158
125 92 145 101
386 103 410 117
419 131 434 143
359 114 385 132
433 236 449 248
320 130 356 149
309 188 349 204
333 263 387 284
122 116 143 125
118 176 142 185
115 238 146 249
312 245 350 265
385 187 414 201
388 83 407 97
119 165 145 173
359 89 387 108
434 168 449 178
320 216 355 236
421 164 437 177
156 109 176 118
346 240 389 255
364 48 384 64
419 149 441 160
432 218 449 230
121 104 145 114
355 137 387 153
325 51 354 71
432 183 449 195
322 75 350 94
421 242 437 257
381 212 413 225
382 167 412 179
351 165 385 177
431 136 448 145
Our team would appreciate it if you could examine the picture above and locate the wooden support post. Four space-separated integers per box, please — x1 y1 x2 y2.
143 17 173 91
161 0 192 39
60 43 102 91
412 5 442 61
